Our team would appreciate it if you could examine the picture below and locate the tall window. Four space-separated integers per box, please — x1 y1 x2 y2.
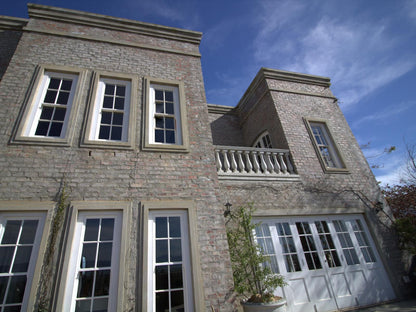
148 211 193 312
0 214 44 312
305 119 347 172
253 132 272 148
143 79 189 152
64 212 122 312
255 224 279 273
89 78 131 142
25 72 78 138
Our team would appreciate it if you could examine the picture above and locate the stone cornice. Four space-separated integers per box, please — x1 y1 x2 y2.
260 67 331 87
0 16 28 30
207 104 235 114
27 3 202 45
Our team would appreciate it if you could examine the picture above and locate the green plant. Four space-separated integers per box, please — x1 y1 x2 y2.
394 217 416 254
226 203 285 303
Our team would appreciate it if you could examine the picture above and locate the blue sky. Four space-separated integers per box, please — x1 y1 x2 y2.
2 0 416 185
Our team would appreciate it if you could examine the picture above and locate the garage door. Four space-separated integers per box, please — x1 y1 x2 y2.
255 215 395 312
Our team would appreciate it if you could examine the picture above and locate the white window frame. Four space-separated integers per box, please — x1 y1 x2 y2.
13 65 86 146
141 200 204 312
147 210 193 312
253 131 273 148
56 201 129 312
82 72 138 149
304 118 347 173
143 78 189 152
0 212 46 312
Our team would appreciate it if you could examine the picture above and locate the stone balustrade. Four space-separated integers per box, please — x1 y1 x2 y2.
214 146 299 181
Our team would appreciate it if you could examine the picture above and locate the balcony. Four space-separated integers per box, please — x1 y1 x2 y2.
214 146 300 181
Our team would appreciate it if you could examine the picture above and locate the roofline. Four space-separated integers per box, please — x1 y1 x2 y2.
27 3 202 45
0 16 28 30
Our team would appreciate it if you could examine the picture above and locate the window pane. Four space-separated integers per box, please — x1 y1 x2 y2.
165 91 173 102
75 299 91 312
100 219 114 241
80 243 97 268
99 126 110 140
12 246 32 273
169 217 181 238
0 276 8 303
170 239 182 262
103 96 113 108
3 305 21 312
97 243 112 267
19 220 38 245
156 217 167 238
116 85 125 96
156 292 169 312
49 78 61 89
57 91 70 105
40 107 53 120
101 112 112 125
155 90 164 101
44 90 57 103
94 270 110 296
0 247 14 273
49 122 63 137
77 271 94 298
84 219 100 241
61 79 72 91
165 102 174 114
112 113 123 126
156 102 164 113
35 121 49 136
165 118 174 129
171 290 184 310
111 126 122 141
166 131 175 144
6 275 26 304
156 240 168 263
92 298 108 312
155 130 164 143
2 221 21 244
155 265 169 290
53 108 66 121
155 117 164 128
170 264 183 289
104 84 115 95
114 97 124 110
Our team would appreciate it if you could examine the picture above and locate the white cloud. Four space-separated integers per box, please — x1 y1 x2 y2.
252 0 416 111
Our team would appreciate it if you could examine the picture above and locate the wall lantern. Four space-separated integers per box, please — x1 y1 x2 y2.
224 202 232 217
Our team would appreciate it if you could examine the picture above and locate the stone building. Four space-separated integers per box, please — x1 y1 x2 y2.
0 4 410 312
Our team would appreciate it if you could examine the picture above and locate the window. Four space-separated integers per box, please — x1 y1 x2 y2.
141 201 204 312
0 213 45 312
143 78 189 152
255 224 279 273
253 132 272 148
13 66 85 146
82 73 137 149
304 119 347 172
61 210 123 312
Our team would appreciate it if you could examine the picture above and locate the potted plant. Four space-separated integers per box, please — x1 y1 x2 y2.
226 203 287 312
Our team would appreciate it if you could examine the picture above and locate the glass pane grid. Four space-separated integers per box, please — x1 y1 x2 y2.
315 221 341 268
76 218 114 312
99 83 126 141
255 224 279 273
276 222 301 272
352 220 377 263
311 124 337 167
35 77 72 137
296 222 322 270
154 89 176 144
154 217 185 312
0 220 38 310
334 220 360 265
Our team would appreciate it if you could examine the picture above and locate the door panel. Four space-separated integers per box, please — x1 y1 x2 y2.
256 215 396 312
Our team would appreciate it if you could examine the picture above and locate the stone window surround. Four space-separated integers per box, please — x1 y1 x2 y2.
12 65 87 147
0 201 54 312
140 200 204 312
142 77 190 152
304 117 348 173
55 201 130 312
81 71 138 150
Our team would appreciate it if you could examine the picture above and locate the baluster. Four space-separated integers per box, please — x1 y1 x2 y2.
278 153 288 174
265 152 274 173
229 150 237 172
236 151 244 173
272 152 281 174
251 151 260 173
259 151 268 174
285 153 294 174
244 151 253 173
221 149 230 172
215 149 222 172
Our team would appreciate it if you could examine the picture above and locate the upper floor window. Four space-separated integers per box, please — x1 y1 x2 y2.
82 72 137 149
253 132 272 148
304 119 347 172
13 66 85 146
143 78 189 152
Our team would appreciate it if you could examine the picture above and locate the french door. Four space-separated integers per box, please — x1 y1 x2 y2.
255 215 395 312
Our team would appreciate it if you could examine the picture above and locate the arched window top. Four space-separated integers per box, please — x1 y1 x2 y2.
253 131 272 148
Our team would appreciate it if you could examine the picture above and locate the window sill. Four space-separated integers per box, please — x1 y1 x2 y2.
80 139 134 150
11 135 71 147
142 142 189 153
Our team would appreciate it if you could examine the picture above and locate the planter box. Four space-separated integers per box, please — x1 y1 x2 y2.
242 299 287 312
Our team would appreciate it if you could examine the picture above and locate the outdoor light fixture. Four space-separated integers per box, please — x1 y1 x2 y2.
224 202 232 217
374 201 384 214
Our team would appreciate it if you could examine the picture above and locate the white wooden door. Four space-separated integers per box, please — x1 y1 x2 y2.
255 215 395 312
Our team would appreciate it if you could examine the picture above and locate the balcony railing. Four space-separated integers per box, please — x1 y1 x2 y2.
214 146 299 181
